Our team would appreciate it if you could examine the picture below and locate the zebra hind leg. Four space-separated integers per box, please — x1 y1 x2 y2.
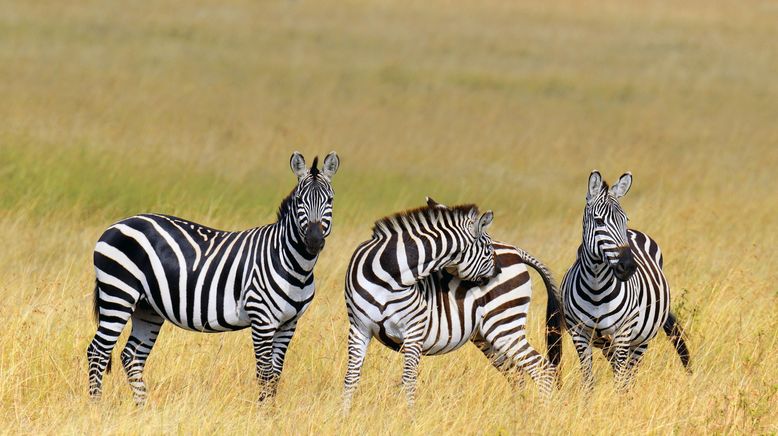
120 301 164 406
87 283 139 400
471 335 526 390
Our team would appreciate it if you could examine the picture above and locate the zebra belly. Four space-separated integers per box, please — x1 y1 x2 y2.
138 291 251 333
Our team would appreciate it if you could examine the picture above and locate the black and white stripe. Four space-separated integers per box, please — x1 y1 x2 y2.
559 171 691 391
86 151 339 404
341 199 515 412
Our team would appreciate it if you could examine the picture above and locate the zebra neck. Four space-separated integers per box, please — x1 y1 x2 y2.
373 229 461 289
257 214 318 281
579 246 616 290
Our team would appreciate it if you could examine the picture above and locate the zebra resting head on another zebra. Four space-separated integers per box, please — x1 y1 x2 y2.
343 199 521 412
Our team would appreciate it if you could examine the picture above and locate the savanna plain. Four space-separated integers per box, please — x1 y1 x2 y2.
1 0 776 434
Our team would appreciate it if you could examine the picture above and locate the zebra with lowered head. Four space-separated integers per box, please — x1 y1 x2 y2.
87 151 339 405
345 198 563 410
342 199 518 412
559 170 691 391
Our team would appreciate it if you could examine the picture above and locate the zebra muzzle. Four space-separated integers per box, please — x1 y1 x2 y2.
304 222 325 255
613 247 637 281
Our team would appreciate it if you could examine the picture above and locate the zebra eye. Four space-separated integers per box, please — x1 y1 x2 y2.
594 217 605 226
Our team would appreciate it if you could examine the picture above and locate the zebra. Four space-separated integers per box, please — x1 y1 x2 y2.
559 170 691 392
342 198 562 412
86 151 339 405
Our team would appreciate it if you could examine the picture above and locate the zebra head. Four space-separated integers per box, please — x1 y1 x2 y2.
583 170 637 281
427 197 499 285
289 151 340 255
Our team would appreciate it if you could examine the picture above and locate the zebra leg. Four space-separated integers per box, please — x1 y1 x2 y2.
248 313 277 403
570 327 595 392
400 337 424 409
609 338 635 392
264 319 300 400
475 332 554 399
87 283 140 400
615 343 647 392
471 335 525 390
342 324 371 415
119 302 164 406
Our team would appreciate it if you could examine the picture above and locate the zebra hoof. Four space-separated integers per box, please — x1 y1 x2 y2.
257 390 276 403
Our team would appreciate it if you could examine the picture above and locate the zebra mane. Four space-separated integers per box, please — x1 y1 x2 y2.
276 188 297 221
371 204 478 238
276 156 321 221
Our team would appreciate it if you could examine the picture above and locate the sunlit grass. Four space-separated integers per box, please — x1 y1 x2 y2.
0 0 776 433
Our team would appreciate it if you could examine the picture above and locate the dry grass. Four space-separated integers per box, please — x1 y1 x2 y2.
1 0 776 433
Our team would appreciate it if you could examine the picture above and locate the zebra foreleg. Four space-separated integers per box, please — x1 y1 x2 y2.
249 315 277 403
120 304 164 406
615 344 647 392
264 319 299 399
609 338 638 392
570 327 595 392
342 324 371 415
400 337 423 409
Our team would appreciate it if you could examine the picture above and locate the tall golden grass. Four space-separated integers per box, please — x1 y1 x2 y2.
1 0 776 433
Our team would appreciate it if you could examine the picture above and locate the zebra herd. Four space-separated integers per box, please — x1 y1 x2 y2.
86 151 691 411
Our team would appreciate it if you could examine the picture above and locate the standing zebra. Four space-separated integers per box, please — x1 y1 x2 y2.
342 199 558 412
560 170 691 391
87 151 339 405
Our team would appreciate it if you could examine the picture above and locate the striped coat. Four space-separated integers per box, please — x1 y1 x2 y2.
86 151 339 404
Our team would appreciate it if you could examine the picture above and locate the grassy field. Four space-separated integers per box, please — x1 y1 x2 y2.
1 0 777 433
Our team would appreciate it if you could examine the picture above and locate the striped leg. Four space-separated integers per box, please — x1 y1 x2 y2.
87 284 140 400
613 343 647 392
262 319 299 400
248 314 277 403
476 331 553 399
120 302 164 406
570 326 595 392
342 324 371 415
399 317 427 408
472 334 526 390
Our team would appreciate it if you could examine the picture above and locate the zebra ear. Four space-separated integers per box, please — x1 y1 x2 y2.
474 210 494 237
322 151 339 179
610 172 632 199
290 152 308 179
426 197 447 208
587 170 603 204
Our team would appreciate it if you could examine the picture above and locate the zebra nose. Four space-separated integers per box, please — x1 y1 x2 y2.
613 247 637 281
305 222 325 254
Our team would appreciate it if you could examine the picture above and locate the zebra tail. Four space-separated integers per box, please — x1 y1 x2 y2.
516 248 564 377
93 280 112 373
663 311 691 374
